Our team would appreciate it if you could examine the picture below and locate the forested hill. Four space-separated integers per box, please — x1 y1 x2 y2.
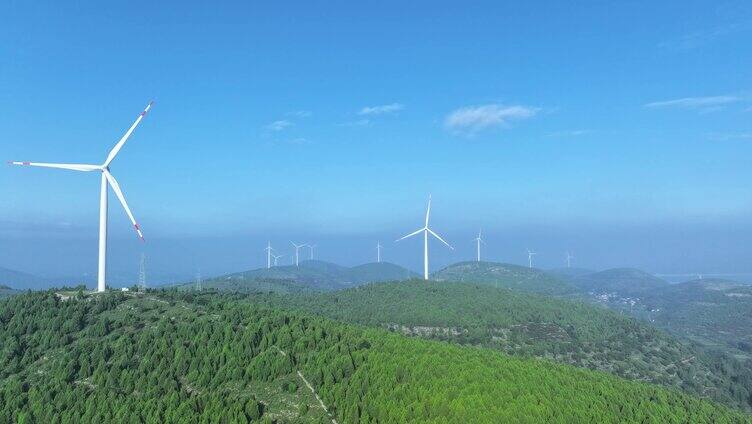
602 278 752 360
254 280 752 411
432 261 575 295
571 268 670 296
201 260 418 292
1 291 749 423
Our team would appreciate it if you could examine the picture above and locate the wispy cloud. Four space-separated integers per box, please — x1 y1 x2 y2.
286 110 312 118
266 120 294 131
707 132 752 141
547 129 594 138
444 104 538 135
337 119 371 128
358 103 404 116
644 95 741 111
659 22 751 50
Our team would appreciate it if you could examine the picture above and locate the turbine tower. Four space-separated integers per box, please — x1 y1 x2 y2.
264 241 274 269
474 230 485 262
376 242 382 263
291 242 307 267
396 195 453 280
527 249 537 268
10 101 153 292
138 253 146 292
272 253 284 267
565 251 573 268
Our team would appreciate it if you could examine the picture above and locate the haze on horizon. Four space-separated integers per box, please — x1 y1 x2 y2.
1 1 751 284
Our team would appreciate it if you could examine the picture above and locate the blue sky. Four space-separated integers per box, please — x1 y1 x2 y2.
1 1 752 283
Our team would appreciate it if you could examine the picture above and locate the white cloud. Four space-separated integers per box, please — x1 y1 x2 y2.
358 103 404 116
266 120 294 131
644 95 741 110
444 104 538 135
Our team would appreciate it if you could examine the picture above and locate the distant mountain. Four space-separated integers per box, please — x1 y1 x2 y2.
0 284 21 299
0 266 48 290
432 261 575 295
254 280 752 411
193 260 418 293
571 268 669 296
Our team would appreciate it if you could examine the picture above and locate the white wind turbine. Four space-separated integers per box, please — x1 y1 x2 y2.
10 101 153 293
396 195 453 280
474 229 485 262
264 241 275 269
376 242 382 263
291 242 307 267
527 249 537 268
565 251 573 268
272 253 284 267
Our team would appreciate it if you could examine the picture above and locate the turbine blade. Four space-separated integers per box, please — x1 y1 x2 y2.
103 101 154 167
424 194 432 226
104 171 144 241
396 227 425 242
427 228 453 249
8 161 100 172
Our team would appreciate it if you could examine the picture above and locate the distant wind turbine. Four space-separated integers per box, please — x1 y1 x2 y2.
264 242 275 269
396 195 453 280
565 251 573 268
272 253 284 267
527 249 537 268
9 101 154 292
291 242 307 267
307 244 317 260
474 230 485 262
376 242 382 263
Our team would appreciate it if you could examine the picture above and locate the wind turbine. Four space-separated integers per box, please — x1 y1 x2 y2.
9 101 153 293
264 241 275 269
376 242 382 263
527 249 537 268
474 230 485 262
565 251 573 268
272 253 284 267
307 244 317 260
396 195 453 280
291 242 307 267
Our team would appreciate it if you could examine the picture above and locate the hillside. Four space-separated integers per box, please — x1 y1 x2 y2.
627 279 752 359
571 268 670 297
547 267 596 279
204 260 418 292
0 290 748 423
432 261 575 295
254 280 752 411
